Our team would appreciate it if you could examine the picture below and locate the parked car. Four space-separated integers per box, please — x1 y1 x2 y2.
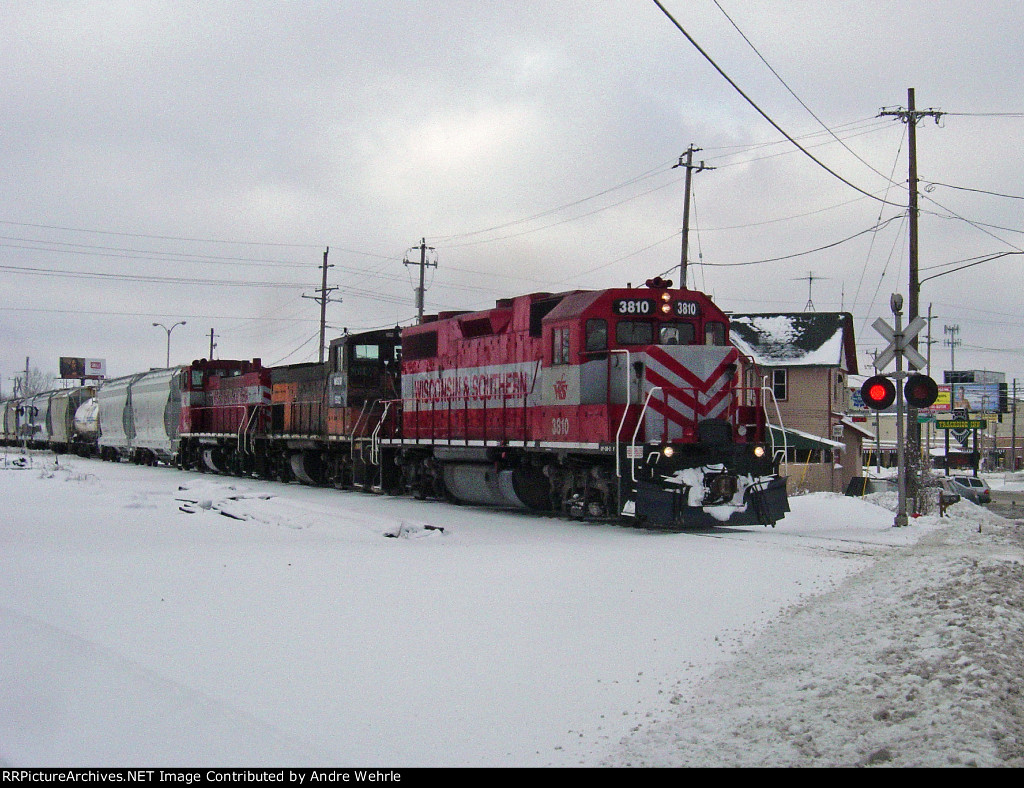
947 475 991 505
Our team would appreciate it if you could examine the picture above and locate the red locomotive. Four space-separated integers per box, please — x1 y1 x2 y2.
382 278 788 526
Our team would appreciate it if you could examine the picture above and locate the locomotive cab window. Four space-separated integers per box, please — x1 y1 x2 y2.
658 322 695 345
615 320 654 345
353 344 380 360
704 321 727 346
585 319 607 352
553 327 571 365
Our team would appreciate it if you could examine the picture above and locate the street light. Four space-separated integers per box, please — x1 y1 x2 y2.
152 321 186 367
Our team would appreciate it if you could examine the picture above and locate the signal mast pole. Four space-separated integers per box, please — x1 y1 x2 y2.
880 88 943 508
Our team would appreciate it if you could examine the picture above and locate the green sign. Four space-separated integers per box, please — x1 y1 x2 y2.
934 419 986 430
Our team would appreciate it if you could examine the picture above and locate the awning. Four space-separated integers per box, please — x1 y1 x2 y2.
768 425 845 452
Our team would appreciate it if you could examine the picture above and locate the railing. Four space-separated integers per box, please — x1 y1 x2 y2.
370 400 394 466
760 375 789 475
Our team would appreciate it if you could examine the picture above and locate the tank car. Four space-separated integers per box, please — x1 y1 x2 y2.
72 395 100 454
378 279 788 527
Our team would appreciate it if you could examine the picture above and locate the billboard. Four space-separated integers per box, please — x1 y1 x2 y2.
951 383 1002 413
59 357 106 380
924 384 952 413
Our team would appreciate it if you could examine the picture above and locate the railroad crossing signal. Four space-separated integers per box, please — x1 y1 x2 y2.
861 375 896 409
904 373 939 409
871 314 927 371
861 372 938 411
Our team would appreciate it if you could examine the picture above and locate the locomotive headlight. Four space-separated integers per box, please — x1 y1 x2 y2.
662 445 675 458
660 303 672 314
660 292 671 301
753 445 766 458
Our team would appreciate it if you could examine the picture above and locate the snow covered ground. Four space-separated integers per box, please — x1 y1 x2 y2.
1 449 1021 767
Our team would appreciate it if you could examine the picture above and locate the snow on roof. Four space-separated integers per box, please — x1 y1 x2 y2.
730 312 855 370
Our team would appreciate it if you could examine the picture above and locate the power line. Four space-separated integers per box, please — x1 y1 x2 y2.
710 0 900 187
0 262 307 288
925 181 1024 201
0 218 324 248
692 216 904 267
649 0 901 206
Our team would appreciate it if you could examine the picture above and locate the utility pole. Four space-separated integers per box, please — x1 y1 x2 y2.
1013 379 1018 471
208 328 219 360
302 247 341 363
673 145 713 289
944 324 960 371
404 238 437 323
880 88 943 507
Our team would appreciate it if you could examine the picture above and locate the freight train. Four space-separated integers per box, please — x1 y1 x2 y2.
1 281 790 528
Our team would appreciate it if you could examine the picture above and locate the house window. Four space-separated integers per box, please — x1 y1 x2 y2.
772 368 788 401
553 327 570 365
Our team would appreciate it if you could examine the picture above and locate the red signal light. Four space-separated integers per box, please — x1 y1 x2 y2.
904 374 939 409
861 375 896 410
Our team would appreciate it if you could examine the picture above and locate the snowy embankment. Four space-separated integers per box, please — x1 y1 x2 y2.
0 450 1020 767
611 499 1024 767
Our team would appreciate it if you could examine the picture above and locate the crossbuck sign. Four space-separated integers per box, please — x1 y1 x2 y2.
872 314 927 371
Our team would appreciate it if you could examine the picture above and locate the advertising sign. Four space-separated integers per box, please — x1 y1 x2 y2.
59 357 106 380
924 384 952 413
951 383 1000 413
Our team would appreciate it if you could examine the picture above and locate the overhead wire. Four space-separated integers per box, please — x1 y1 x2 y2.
924 181 1024 201
649 0 902 206
709 0 901 187
851 124 908 328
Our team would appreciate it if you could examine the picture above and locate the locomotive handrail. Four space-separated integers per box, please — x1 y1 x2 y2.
630 386 663 482
761 375 789 475
349 400 372 455
370 399 395 466
612 349 632 482
398 390 532 446
238 404 262 455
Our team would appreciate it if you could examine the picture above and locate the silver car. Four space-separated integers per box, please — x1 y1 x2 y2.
947 476 991 505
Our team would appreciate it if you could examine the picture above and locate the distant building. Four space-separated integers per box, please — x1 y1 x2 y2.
730 312 870 494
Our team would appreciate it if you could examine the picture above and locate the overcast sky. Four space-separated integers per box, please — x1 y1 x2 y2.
2 0 1022 390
